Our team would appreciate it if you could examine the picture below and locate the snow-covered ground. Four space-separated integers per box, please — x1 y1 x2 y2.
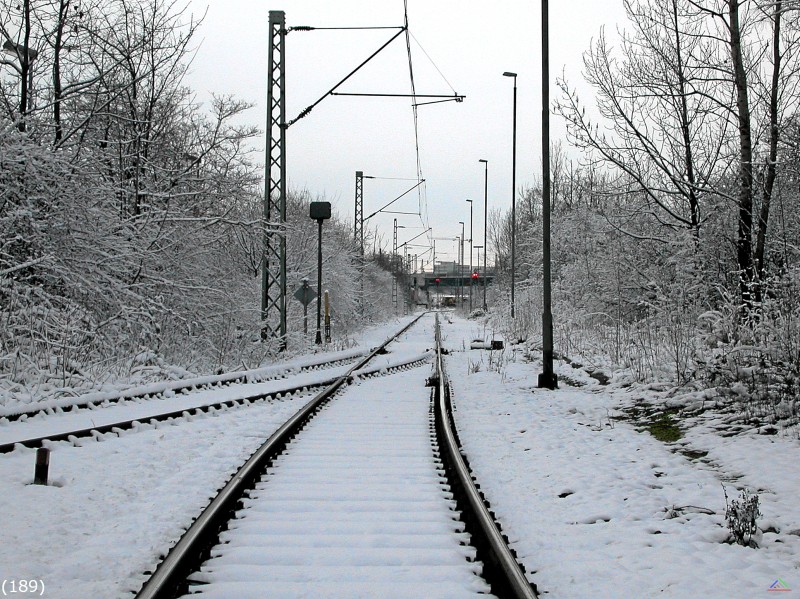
0 395 311 598
1 311 798 598
0 316 422 599
442 314 800 598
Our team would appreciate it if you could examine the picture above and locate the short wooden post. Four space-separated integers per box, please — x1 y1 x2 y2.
34 447 50 485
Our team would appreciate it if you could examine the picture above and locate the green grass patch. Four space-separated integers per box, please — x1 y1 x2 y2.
678 448 708 461
647 411 682 443
616 404 683 443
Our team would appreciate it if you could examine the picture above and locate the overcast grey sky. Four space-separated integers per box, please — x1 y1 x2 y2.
185 0 628 265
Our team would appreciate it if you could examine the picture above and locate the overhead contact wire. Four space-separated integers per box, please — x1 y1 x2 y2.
403 1 429 244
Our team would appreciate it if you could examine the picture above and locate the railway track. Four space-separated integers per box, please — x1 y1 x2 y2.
0 324 428 454
1 349 367 423
134 313 537 599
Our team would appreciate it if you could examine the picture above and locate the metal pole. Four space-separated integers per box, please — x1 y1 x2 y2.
460 234 464 308
511 77 517 319
393 218 398 313
404 246 409 314
355 171 364 255
480 159 489 311
324 290 331 343
467 199 473 312
355 171 364 318
476 246 482 298
539 0 557 389
459 221 465 309
315 219 323 345
413 253 418 305
302 279 309 334
262 10 287 348
34 447 49 485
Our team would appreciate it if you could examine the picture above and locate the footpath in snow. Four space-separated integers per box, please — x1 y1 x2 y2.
443 313 800 599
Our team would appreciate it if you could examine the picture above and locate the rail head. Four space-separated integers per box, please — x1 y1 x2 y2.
433 313 538 599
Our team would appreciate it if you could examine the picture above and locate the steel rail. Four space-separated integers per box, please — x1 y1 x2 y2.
134 313 426 599
432 313 538 599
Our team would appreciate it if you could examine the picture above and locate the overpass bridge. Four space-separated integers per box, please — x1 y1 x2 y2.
409 271 495 308
414 272 494 290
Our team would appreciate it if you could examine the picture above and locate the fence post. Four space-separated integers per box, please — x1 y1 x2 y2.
34 447 50 485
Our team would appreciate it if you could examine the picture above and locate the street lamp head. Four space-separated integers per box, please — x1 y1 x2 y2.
479 159 488 164
466 199 472 204
3 40 39 61
503 71 517 78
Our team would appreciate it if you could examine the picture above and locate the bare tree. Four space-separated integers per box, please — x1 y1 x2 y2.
752 2 800 293
555 0 732 242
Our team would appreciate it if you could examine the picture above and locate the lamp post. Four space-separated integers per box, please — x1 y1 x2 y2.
466 199 473 312
503 71 517 319
458 221 465 308
539 0 557 388
3 40 38 132
451 236 460 305
478 159 489 311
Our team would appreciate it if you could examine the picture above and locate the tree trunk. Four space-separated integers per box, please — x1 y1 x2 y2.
755 0 782 301
672 0 700 241
729 0 755 309
19 0 32 133
52 0 70 144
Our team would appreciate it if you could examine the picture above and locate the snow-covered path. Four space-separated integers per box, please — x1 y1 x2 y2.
443 315 800 598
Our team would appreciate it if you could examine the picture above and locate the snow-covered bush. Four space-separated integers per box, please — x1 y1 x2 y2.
694 270 800 432
724 487 762 548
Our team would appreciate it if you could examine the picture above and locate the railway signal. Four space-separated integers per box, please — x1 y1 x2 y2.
310 201 331 345
293 278 316 335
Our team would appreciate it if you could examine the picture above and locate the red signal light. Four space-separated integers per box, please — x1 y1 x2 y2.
472 272 479 279
435 278 441 284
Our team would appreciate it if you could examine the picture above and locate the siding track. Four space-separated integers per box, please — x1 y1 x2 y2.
0 330 425 454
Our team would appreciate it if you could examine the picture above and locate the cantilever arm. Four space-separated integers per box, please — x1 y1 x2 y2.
286 27 406 128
